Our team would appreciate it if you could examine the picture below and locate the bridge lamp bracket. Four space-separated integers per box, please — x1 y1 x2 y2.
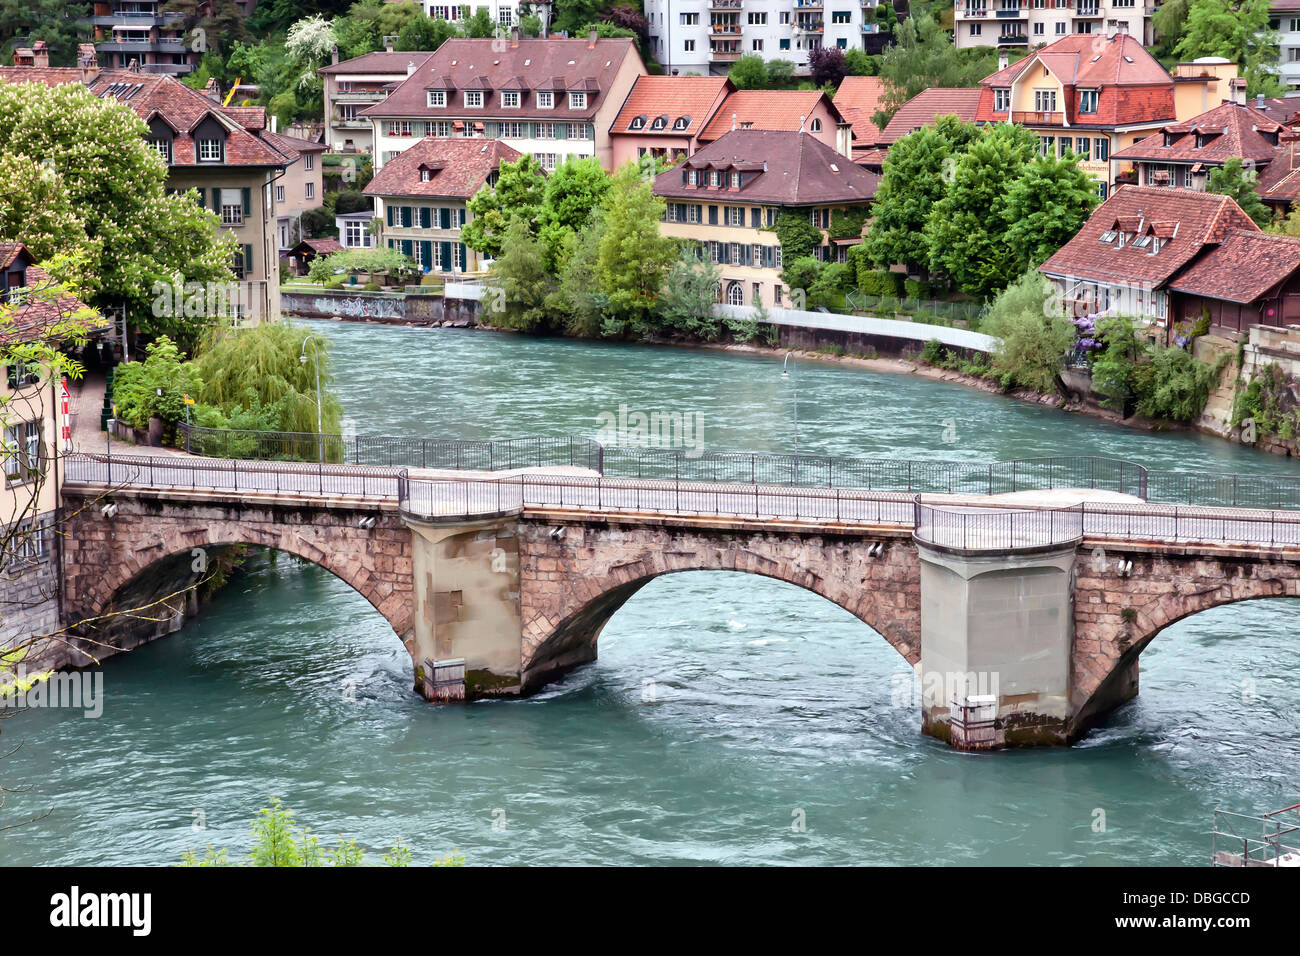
358 516 377 529
101 502 118 519
550 527 565 541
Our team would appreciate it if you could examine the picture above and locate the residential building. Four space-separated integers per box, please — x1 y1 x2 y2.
1270 1 1300 91
643 0 889 75
1169 230 1300 334
609 75 733 168
363 138 524 274
286 237 343 277
362 34 646 173
1038 185 1260 325
0 243 100 654
263 129 328 252
319 47 437 154
833 75 888 157
412 1 552 33
698 88 853 155
953 0 1155 51
653 129 879 308
1112 101 1284 193
0 59 291 322
83 0 197 75
336 211 377 249
976 33 1183 200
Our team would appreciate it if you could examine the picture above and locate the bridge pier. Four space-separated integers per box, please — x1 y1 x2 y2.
917 541 1077 748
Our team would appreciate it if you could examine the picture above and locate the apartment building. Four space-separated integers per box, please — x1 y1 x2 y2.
653 129 879 308
363 35 646 172
0 243 100 654
263 129 327 252
319 48 436 154
953 0 1155 50
364 138 523 274
643 0 889 75
83 0 197 75
975 32 1183 199
414 1 552 33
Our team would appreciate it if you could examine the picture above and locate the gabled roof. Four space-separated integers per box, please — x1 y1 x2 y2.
319 50 437 76
291 237 344 256
1169 229 1300 303
1256 132 1300 203
0 66 87 88
611 75 731 137
653 129 878 206
880 88 981 145
0 244 103 344
361 38 642 121
261 129 328 164
362 137 523 200
699 89 844 142
976 32 1175 128
1039 185 1260 287
834 76 888 146
0 242 31 271
1113 102 1282 165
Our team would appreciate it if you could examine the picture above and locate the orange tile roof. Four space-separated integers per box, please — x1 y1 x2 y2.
1113 102 1282 165
363 137 524 200
880 88 981 144
699 90 843 142
834 77 888 145
1170 229 1300 303
611 75 731 136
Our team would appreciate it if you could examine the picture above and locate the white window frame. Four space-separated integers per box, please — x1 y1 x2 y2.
198 138 222 162
464 90 484 109
501 90 520 109
536 90 553 109
569 91 587 110
427 90 446 108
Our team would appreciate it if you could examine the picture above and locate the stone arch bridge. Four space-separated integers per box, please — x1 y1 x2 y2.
49 452 1300 748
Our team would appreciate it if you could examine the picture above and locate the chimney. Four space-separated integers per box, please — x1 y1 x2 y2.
588 26 598 47
32 40 48 69
511 27 519 47
385 35 395 53
77 43 99 83
1257 93 1266 110
331 45 339 66
998 49 1009 72
731 112 737 131
407 60 417 76
798 114 806 133
271 114 279 133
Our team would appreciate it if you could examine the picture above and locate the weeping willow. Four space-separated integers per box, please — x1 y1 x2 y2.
191 322 344 437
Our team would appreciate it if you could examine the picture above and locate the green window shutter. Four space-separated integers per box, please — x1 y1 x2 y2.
402 206 412 228
387 238 394 249
401 238 413 258
708 205 718 225
440 241 452 269
458 243 467 270
555 123 568 140
439 207 451 230
420 240 433 270
242 187 252 216
242 244 254 275
212 189 221 213
420 207 431 229
387 204 394 227
195 187 205 206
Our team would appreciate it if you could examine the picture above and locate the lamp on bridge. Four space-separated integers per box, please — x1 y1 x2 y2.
781 351 798 455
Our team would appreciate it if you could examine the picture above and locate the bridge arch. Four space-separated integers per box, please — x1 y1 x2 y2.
60 494 416 672
517 519 921 691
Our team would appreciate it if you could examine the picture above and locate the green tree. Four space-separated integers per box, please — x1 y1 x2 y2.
780 256 823 304
981 270 1075 394
110 336 203 430
1207 157 1273 227
864 115 980 272
770 211 824 262
493 215 558 332
0 81 236 338
396 13 457 51
551 217 607 338
597 163 674 330
728 54 770 90
537 156 611 271
924 123 1038 299
843 49 876 77
656 246 722 339
0 0 90 66
1151 0 1191 58
1175 0 1282 96
553 0 598 35
462 6 496 37
873 15 997 127
765 59 795 86
520 13 543 37
1003 153 1099 275
461 154 547 260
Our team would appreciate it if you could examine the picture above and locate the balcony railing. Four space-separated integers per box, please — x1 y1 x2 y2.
1012 110 1063 125
995 7 1025 16
710 48 742 61
997 34 1029 45
709 0 742 7
961 8 989 15
1076 3 1101 14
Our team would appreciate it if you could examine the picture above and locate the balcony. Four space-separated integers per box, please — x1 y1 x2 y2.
795 19 825 32
334 90 388 102
710 48 742 61
960 8 989 16
1012 110 1063 125
997 34 1029 45
995 8 1026 17
1076 3 1101 15
794 0 824 6
709 0 742 7
710 22 741 35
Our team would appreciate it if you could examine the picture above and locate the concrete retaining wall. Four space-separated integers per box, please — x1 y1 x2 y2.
716 303 998 357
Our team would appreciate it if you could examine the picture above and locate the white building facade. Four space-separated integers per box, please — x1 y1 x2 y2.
643 0 888 75
1271 2 1300 90
419 2 553 33
952 0 1155 51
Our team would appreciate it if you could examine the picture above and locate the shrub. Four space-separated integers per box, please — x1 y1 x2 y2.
858 268 903 297
920 338 946 365
904 278 932 300
981 270 1074 394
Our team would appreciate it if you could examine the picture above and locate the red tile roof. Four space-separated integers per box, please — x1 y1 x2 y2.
362 137 523 200
319 51 437 75
1169 229 1300 303
0 244 102 343
834 76 887 145
654 129 878 206
611 75 731 136
880 88 981 144
0 66 88 87
361 38 642 121
699 89 845 142
975 33 1175 128
261 129 328 163
1256 135 1300 203
292 237 344 256
1039 185 1260 287
1113 102 1282 165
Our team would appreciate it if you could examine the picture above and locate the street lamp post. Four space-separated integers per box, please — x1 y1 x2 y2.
781 350 798 455
300 336 324 463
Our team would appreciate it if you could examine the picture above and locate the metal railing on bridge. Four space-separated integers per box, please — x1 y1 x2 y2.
914 500 1085 552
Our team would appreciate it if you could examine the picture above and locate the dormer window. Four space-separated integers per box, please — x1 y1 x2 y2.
651 114 668 130
709 170 721 187
630 114 647 130
686 169 699 186
993 88 1010 112
148 137 171 163
569 91 587 109
673 116 690 131
501 90 520 108
464 90 483 108
537 90 553 109
427 90 446 108
1079 89 1098 114
1150 237 1162 254
810 118 822 132
1098 230 1117 242
730 172 740 188
198 138 222 162
420 168 434 182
